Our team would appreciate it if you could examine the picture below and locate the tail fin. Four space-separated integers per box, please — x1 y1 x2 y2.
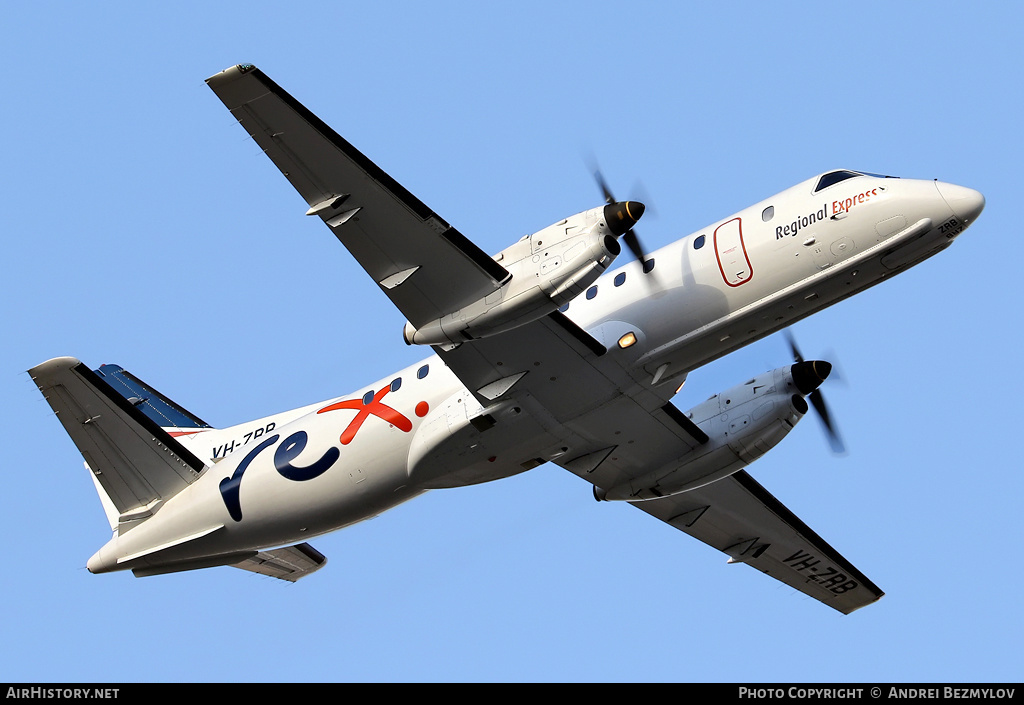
29 358 207 534
93 364 212 433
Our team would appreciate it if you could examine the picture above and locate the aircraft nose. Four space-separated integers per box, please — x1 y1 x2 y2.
936 181 985 226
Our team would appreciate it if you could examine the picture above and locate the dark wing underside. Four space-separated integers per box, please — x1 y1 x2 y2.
628 470 883 614
206 64 509 329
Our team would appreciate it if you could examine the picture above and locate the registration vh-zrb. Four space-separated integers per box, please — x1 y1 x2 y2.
30 64 985 614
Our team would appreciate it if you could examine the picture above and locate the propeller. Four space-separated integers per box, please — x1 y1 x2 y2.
785 330 846 455
593 168 649 266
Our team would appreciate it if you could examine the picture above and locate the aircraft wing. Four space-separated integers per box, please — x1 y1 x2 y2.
205 64 509 330
434 317 882 614
434 311 709 477
626 470 884 613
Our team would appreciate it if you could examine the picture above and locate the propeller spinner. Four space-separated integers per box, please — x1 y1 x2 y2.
595 170 649 265
785 331 846 454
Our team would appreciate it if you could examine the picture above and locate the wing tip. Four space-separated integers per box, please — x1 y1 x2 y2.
205 63 259 86
839 591 885 615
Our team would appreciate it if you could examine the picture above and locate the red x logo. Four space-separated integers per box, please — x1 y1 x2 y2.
317 385 414 445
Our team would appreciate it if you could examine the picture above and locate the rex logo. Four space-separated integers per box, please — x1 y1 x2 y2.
317 382 427 444
217 383 429 521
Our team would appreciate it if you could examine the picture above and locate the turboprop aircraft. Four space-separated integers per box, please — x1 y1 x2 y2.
29 64 985 614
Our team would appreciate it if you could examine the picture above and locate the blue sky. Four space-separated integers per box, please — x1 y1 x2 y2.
3 2 1021 683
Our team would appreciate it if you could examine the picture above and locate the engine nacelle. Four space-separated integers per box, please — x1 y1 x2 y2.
595 362 829 501
403 202 642 346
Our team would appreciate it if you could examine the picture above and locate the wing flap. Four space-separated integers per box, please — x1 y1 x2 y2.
557 400 709 494
435 312 675 420
206 64 509 328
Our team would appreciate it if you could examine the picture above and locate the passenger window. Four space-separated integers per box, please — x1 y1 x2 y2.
417 365 429 379
643 258 656 274
693 235 705 250
762 206 774 222
614 272 626 287
586 286 598 300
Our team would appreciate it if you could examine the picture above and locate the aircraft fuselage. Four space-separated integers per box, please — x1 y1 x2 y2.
85 171 983 576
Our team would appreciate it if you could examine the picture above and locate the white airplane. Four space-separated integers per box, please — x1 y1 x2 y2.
29 64 984 614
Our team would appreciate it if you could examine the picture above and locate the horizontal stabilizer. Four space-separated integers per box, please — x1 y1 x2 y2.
29 357 206 529
232 543 327 582
130 543 325 581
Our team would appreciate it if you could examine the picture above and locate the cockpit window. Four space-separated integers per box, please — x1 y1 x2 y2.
814 170 863 192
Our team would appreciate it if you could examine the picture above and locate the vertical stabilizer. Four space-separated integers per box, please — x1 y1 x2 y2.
93 364 212 432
